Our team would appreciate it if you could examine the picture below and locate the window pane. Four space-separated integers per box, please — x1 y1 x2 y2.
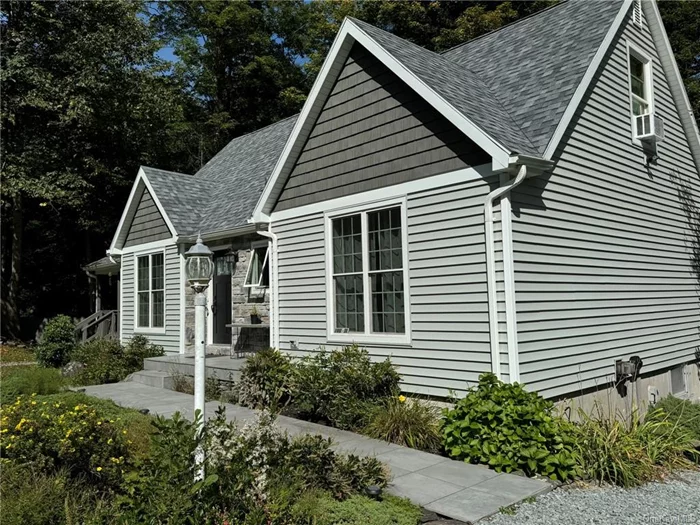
369 207 402 271
370 271 404 333
137 256 149 292
151 253 164 290
152 291 164 327
332 214 362 275
633 98 648 117
138 291 149 327
335 274 364 332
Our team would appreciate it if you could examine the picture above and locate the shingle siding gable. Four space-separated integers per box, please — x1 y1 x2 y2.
272 44 489 212
124 188 172 247
510 8 700 398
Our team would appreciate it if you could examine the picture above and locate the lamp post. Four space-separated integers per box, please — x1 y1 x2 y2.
184 236 214 480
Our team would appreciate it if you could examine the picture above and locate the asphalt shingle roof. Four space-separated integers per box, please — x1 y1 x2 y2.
442 0 623 155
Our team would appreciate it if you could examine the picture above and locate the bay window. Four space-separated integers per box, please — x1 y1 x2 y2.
327 202 409 344
136 252 165 329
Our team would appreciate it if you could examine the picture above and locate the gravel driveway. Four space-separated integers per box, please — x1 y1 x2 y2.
485 470 700 525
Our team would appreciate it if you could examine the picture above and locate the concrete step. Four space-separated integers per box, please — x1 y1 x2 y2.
126 370 175 390
143 354 245 383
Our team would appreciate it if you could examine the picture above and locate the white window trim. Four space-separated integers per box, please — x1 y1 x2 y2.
244 241 270 289
324 197 411 346
135 249 166 335
626 40 655 146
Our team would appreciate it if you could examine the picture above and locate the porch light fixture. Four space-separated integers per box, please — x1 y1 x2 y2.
184 236 214 481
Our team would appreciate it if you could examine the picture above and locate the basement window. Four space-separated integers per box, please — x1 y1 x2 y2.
244 245 269 288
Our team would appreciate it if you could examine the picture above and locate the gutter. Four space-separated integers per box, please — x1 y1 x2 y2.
484 160 550 381
256 224 279 349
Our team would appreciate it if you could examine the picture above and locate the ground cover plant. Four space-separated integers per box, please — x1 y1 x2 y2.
0 365 65 404
442 373 580 481
0 344 35 363
650 395 700 443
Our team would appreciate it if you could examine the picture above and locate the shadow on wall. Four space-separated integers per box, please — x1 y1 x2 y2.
670 169 700 380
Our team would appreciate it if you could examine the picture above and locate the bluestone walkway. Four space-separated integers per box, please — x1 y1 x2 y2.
82 382 552 523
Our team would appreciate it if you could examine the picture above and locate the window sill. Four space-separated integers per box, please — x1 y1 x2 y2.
135 327 166 336
327 333 411 347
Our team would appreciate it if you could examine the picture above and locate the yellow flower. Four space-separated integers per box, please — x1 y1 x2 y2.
96 467 102 472
398 395 406 403
122 430 127 435
107 438 113 445
31 401 37 405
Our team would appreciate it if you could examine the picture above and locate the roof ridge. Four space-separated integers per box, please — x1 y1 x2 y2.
439 0 569 56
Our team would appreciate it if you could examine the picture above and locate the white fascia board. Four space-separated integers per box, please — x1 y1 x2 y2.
253 18 513 218
120 237 176 255
645 0 700 174
109 167 179 252
543 0 632 160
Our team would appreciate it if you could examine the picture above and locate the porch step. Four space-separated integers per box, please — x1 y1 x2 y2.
143 354 246 383
126 370 174 390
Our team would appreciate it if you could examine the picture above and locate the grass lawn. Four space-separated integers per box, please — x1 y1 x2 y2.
0 344 35 363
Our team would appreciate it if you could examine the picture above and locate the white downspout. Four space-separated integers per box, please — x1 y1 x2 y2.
257 224 279 349
484 164 527 381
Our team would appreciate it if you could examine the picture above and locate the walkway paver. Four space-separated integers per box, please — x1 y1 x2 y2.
81 382 552 523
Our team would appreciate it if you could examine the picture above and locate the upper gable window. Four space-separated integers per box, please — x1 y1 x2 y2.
627 44 654 142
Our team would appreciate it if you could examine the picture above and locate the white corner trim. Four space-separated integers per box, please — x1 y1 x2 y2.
323 196 412 347
118 263 124 343
270 164 492 223
499 173 520 383
645 0 700 174
543 0 632 159
179 246 186 354
253 19 513 219
109 168 179 252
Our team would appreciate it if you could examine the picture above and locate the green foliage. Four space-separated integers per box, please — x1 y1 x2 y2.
0 345 35 363
292 345 400 430
234 348 294 410
0 395 132 489
574 406 697 488
442 373 579 481
70 335 164 385
0 462 111 525
650 395 700 441
364 396 442 452
34 315 75 367
294 492 421 525
0 366 65 404
171 372 226 402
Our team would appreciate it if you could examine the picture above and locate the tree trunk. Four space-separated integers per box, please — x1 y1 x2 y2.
1 195 22 340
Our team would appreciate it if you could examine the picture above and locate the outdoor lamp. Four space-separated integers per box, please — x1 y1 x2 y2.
184 235 213 481
185 236 214 292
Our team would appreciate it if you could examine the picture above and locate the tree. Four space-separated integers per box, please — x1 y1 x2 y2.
1 0 184 338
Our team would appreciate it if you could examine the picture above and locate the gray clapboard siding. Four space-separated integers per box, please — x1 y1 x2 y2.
273 44 488 212
120 243 181 354
511 9 700 398
275 175 497 397
124 188 172 247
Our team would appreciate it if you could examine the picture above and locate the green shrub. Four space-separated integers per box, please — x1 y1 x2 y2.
291 345 400 430
234 348 294 410
171 372 225 402
293 492 421 525
35 315 75 367
0 462 111 525
364 396 442 452
70 335 164 385
650 395 700 441
0 394 131 488
442 373 579 481
0 366 65 405
574 406 697 487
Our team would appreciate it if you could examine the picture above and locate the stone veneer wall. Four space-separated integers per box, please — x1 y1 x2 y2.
184 234 270 354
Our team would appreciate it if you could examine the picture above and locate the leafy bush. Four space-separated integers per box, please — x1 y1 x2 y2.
118 408 390 524
70 335 164 385
293 491 422 525
442 373 579 481
0 366 65 405
34 315 75 367
0 394 131 488
650 395 700 441
0 462 110 525
575 406 697 487
234 348 294 411
171 372 226 402
364 395 442 452
291 345 400 430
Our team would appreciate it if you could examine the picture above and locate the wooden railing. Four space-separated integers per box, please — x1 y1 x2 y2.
76 310 119 342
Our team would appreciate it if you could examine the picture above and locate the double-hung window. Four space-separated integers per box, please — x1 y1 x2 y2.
136 252 165 330
627 43 654 141
328 202 409 344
